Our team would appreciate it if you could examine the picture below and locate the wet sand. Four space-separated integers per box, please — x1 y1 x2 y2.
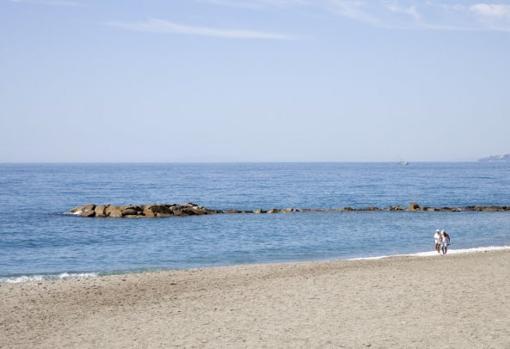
1 250 509 348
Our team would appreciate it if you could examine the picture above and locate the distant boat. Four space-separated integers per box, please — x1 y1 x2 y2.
400 161 409 166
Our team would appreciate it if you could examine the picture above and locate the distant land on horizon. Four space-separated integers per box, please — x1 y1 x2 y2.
478 154 510 162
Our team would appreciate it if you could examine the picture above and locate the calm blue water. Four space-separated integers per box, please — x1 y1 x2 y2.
1 162 510 279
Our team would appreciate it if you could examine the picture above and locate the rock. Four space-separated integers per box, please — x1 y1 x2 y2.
156 212 173 217
186 206 208 215
105 206 123 218
267 209 281 214
282 208 301 213
253 209 267 214
225 209 242 214
94 205 108 217
408 202 421 211
181 208 196 216
120 206 142 216
154 205 175 216
389 206 403 211
74 204 96 217
142 205 157 217
481 206 502 212
171 207 189 217
185 202 200 207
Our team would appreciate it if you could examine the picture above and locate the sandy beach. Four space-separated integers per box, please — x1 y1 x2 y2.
1 250 509 348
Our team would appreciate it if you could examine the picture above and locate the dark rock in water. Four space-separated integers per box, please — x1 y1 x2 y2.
253 209 267 214
121 206 142 216
389 206 403 211
224 209 242 214
282 208 301 213
186 206 208 215
207 209 225 214
149 205 174 217
407 202 421 211
175 205 194 216
481 206 502 212
172 209 189 217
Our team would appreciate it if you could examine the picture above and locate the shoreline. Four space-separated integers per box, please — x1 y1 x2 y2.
3 249 510 348
2 249 509 348
2 244 510 284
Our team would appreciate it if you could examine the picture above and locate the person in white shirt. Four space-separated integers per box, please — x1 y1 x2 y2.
434 229 441 254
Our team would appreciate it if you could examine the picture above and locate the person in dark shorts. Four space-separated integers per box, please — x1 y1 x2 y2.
441 230 451 255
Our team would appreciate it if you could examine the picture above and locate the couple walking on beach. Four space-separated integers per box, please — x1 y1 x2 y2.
434 229 451 255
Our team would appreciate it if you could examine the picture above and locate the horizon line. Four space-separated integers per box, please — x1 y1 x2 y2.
0 160 487 165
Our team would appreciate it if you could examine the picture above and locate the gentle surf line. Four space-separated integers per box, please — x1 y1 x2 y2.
0 272 98 284
347 245 510 261
2 245 510 284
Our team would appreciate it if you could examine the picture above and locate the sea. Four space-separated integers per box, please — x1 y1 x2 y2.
1 162 509 282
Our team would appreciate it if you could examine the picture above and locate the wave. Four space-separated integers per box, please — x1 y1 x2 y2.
0 272 98 284
2 245 509 283
347 245 510 261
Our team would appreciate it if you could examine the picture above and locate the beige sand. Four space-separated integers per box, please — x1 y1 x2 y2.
1 250 509 348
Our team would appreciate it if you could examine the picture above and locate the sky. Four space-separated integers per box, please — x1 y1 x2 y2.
1 0 509 162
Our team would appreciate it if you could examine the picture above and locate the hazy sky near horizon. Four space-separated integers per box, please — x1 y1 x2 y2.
1 0 509 162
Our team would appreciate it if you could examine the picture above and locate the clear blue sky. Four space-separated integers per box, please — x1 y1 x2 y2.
1 0 509 162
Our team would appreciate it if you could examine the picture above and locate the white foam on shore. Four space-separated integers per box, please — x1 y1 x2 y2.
63 210 81 216
0 272 98 284
347 245 510 261
2 246 509 283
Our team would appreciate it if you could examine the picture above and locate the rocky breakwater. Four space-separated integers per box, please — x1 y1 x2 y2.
70 203 221 218
336 203 510 213
70 204 305 218
69 202 510 218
